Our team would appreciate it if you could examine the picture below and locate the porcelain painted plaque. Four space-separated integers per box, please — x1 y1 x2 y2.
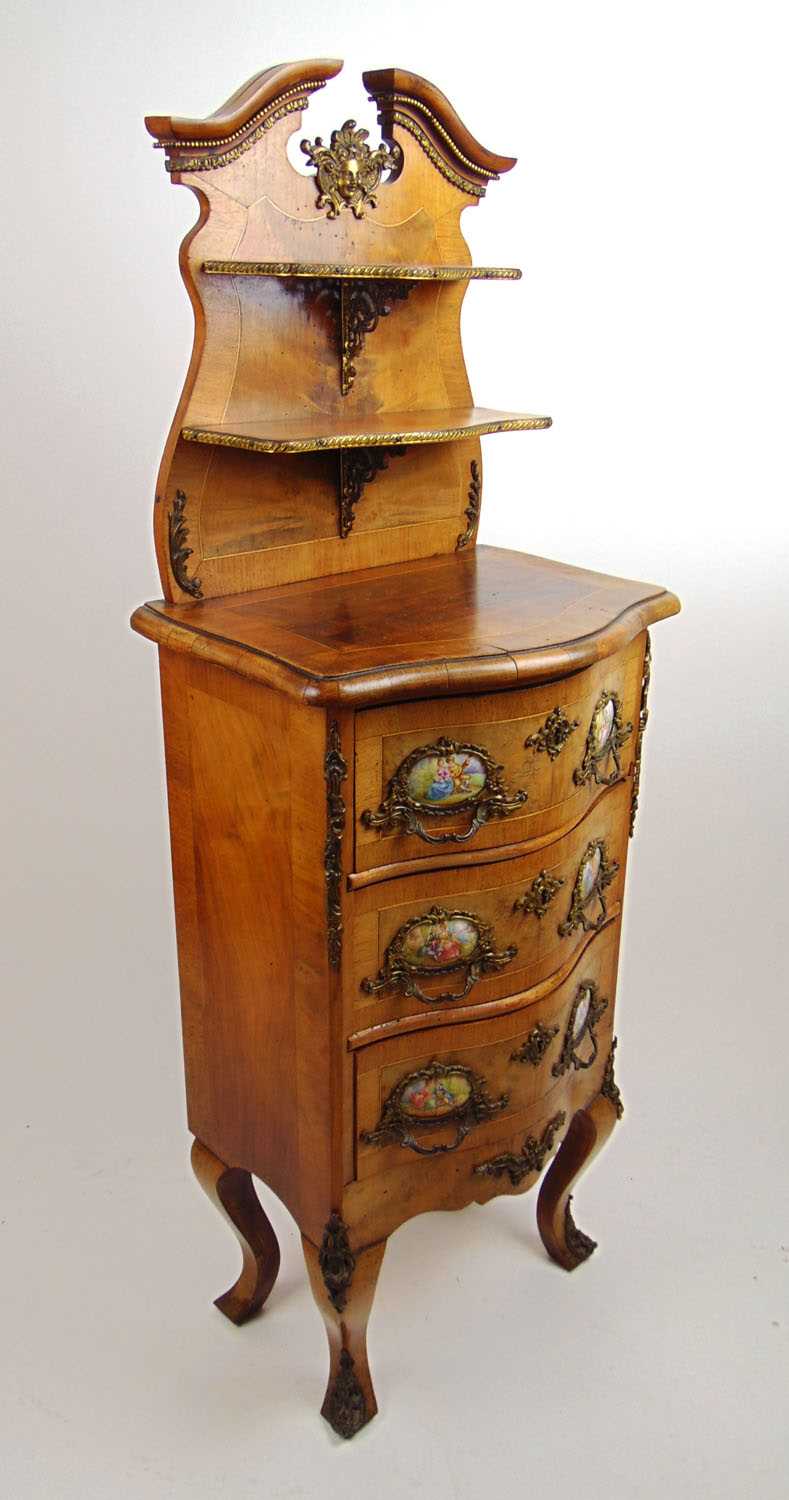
402 914 479 970
405 751 486 809
400 1070 473 1119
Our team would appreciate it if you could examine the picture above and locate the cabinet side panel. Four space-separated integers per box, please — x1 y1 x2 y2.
159 650 318 1223
159 649 208 1124
288 699 338 1241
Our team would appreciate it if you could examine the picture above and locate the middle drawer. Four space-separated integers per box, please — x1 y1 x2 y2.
348 777 631 1041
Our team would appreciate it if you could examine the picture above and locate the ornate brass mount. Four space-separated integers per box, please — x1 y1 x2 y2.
456 460 482 550
601 1037 624 1118
318 1212 355 1313
324 722 348 968
361 1060 509 1156
574 691 633 788
337 446 405 538
473 1111 566 1186
525 706 580 761
362 904 516 1006
552 980 609 1078
564 1198 597 1263
514 870 565 921
167 489 202 598
558 838 619 938
629 635 652 836
361 736 527 844
300 120 401 220
324 1350 368 1440
510 1022 560 1068
303 277 412 396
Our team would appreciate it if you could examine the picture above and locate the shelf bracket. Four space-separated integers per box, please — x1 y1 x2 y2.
304 278 413 395
337 447 405 538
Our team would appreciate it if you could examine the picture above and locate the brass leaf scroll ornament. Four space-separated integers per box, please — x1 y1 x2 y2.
601 1037 625 1119
324 1350 367 1440
318 1213 355 1313
167 489 202 599
324 722 348 968
630 635 652 836
338 446 405 538
473 1112 567 1186
564 1198 597 1263
362 904 517 1006
340 281 410 394
301 120 401 219
525 706 580 761
552 980 609 1078
361 737 527 845
510 1022 560 1068
456 460 482 550
514 870 564 921
574 691 633 788
361 1061 509 1156
301 278 412 396
558 838 619 938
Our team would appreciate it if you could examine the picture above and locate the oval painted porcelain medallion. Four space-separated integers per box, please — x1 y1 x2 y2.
579 845 602 904
399 1069 473 1119
573 990 591 1038
402 914 480 970
592 696 616 753
405 750 487 809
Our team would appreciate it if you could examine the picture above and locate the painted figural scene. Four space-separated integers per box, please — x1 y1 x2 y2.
406 750 487 808
402 914 479 970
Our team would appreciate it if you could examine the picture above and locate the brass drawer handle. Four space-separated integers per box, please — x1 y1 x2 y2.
473 1111 566 1185
558 838 619 937
361 1061 509 1156
361 904 517 1006
361 736 527 844
552 981 609 1077
574 691 633 788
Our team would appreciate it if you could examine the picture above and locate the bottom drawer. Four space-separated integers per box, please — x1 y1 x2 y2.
354 918 621 1183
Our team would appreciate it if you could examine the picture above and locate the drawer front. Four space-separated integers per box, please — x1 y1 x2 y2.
349 778 630 1039
354 634 645 874
354 919 620 1181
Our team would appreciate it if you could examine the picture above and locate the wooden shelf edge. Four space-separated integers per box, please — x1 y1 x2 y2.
181 414 552 455
201 261 522 281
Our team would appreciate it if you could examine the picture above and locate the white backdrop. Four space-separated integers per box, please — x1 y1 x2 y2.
2 3 788 1497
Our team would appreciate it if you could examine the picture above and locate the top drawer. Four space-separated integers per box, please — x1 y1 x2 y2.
354 634 646 874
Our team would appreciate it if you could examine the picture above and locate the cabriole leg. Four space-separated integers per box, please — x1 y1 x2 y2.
537 1079 622 1271
302 1227 387 1440
191 1138 281 1324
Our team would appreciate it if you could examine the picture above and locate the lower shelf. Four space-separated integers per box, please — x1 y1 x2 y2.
181 404 552 455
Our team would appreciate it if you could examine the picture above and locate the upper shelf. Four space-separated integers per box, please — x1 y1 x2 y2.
202 261 522 281
181 406 552 455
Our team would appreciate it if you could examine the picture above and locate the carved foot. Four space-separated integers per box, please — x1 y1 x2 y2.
302 1222 386 1439
536 1089 619 1271
191 1139 281 1325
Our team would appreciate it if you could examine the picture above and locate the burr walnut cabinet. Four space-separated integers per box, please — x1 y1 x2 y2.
131 58 680 1439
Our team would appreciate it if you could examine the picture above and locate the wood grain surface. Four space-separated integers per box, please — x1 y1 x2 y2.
134 59 680 1435
132 549 677 707
143 62 531 601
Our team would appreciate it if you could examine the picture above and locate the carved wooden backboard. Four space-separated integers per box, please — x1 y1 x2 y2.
145 61 546 601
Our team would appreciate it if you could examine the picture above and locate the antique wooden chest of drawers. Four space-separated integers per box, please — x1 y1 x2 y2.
132 58 680 1439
